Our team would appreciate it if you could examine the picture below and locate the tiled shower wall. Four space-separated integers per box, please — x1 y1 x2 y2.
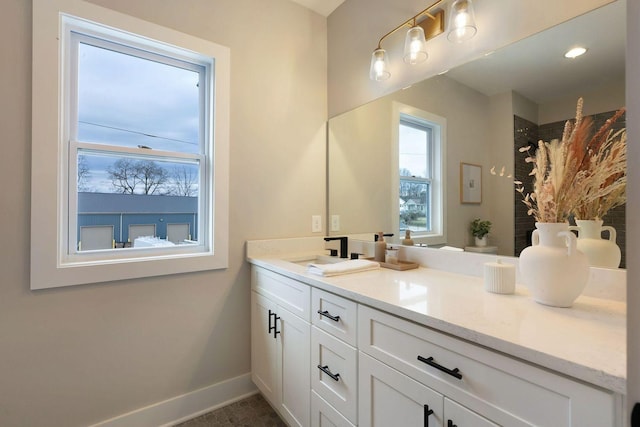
513 116 538 258
514 111 626 268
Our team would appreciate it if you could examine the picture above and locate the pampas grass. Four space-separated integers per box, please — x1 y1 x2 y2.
516 98 626 223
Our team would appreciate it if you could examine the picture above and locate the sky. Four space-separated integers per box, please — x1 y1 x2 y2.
399 123 429 178
76 40 202 193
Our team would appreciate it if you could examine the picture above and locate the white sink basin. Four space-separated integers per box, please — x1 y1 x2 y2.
288 254 349 266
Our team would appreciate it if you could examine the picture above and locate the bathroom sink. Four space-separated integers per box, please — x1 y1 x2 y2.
288 254 349 266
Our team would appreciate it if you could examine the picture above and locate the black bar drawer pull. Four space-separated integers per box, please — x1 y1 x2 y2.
448 420 457 427
317 365 340 381
273 314 281 338
423 404 434 427
417 355 463 380
317 310 340 322
268 309 275 334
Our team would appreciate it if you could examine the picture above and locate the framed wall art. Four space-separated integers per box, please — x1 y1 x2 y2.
460 162 482 204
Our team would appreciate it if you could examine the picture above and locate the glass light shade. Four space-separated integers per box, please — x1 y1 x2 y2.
403 26 428 65
447 0 477 43
369 48 390 81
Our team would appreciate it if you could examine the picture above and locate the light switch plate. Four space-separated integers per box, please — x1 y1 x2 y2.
331 215 340 232
312 215 322 233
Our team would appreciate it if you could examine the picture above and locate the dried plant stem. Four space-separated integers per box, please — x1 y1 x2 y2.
515 98 626 223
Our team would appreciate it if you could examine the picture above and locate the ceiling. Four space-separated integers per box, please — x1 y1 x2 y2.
446 1 625 104
288 0 345 16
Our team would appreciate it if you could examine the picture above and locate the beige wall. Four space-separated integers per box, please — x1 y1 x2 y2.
487 91 516 255
538 80 626 123
0 1 326 426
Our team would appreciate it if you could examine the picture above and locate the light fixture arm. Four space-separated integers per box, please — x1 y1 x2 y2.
375 0 444 49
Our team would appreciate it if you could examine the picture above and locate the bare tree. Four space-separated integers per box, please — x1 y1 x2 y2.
107 159 169 194
137 160 169 195
77 155 91 191
170 165 198 196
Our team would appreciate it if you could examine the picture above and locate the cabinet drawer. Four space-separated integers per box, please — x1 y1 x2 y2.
312 287 357 346
312 326 358 424
311 390 356 427
252 266 310 321
358 305 617 427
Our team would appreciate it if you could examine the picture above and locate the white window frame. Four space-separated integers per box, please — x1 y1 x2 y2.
31 0 230 290
391 102 447 246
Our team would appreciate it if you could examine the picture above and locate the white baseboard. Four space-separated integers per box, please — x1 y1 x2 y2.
90 373 257 427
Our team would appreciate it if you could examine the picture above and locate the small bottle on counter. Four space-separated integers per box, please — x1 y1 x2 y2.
385 246 399 264
374 232 386 262
401 230 414 246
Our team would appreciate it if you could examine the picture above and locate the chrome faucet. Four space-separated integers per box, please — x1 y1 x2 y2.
324 236 348 259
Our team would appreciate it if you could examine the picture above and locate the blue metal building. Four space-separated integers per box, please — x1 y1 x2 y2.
77 192 198 245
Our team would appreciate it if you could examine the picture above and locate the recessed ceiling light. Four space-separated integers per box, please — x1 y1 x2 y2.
564 47 587 59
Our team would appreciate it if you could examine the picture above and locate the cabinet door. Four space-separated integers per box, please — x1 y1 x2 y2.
444 398 497 427
279 305 311 427
359 351 444 427
251 291 278 404
311 390 356 427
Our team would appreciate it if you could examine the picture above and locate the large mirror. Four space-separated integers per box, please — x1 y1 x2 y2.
327 1 626 266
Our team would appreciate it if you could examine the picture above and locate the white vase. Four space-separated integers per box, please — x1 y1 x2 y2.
569 220 621 268
519 222 589 307
475 236 487 247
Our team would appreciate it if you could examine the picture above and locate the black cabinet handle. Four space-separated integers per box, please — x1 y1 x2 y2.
632 402 640 427
417 355 462 380
268 310 280 338
317 310 340 322
317 365 340 381
447 420 457 427
268 309 275 334
423 404 434 427
273 314 281 338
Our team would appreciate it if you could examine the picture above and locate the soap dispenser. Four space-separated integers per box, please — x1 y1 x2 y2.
402 230 414 246
374 232 386 262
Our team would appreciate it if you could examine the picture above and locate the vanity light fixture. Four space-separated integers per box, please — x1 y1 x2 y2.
370 48 391 81
369 0 478 81
404 25 428 65
447 0 477 43
564 47 587 59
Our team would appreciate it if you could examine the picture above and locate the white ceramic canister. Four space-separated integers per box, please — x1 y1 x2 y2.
569 219 621 268
519 222 589 307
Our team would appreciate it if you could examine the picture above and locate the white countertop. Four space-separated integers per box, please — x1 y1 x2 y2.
248 255 626 394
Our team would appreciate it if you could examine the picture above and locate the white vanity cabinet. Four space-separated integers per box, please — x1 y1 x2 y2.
311 288 358 426
251 266 311 427
358 305 620 427
249 258 623 427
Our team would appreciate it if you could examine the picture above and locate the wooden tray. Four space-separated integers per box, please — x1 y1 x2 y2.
379 260 419 271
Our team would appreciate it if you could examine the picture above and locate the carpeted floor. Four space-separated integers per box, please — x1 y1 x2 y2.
174 393 287 427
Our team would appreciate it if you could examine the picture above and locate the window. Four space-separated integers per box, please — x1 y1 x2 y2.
392 103 446 245
31 0 230 289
